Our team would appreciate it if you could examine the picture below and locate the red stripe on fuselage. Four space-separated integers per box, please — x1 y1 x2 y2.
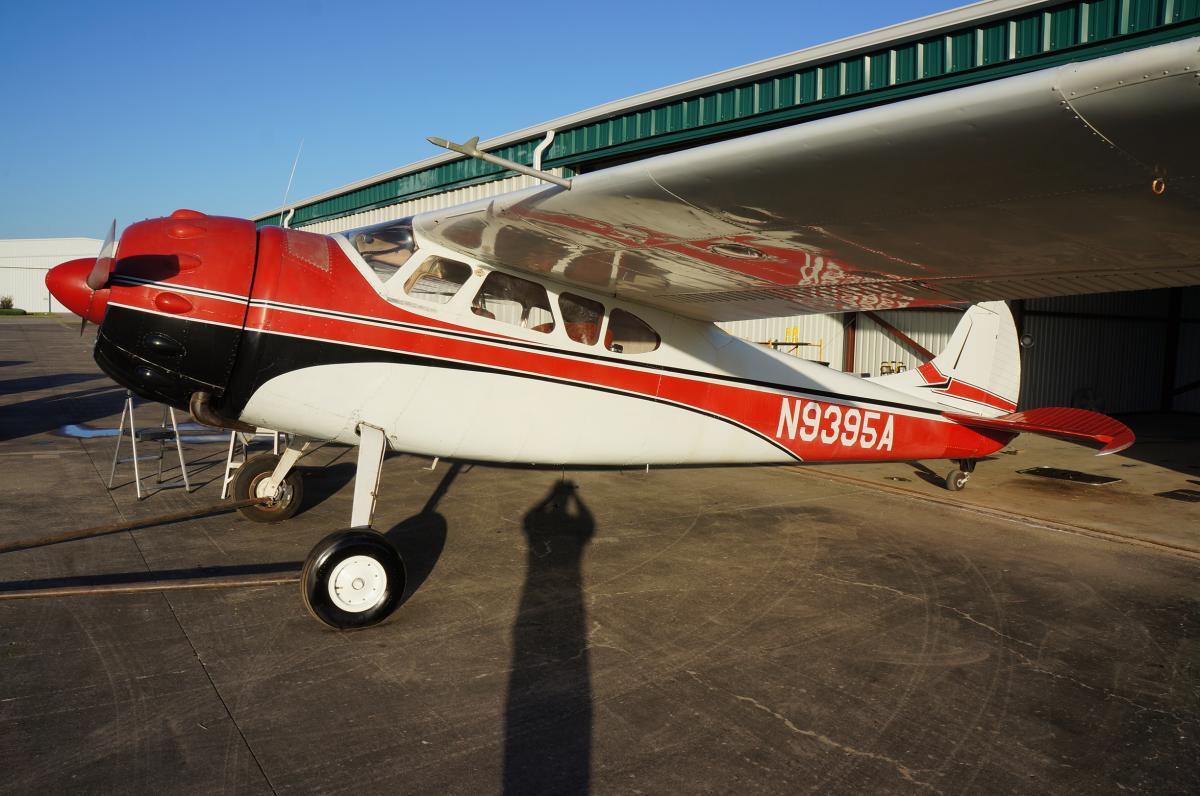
247 301 1011 462
235 229 1016 462
935 380 1018 412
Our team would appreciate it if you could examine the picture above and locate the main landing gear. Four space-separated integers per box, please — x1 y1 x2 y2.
944 458 977 492
234 424 406 630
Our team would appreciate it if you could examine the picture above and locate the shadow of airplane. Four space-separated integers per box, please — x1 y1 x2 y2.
383 463 461 604
0 372 105 396
0 384 124 442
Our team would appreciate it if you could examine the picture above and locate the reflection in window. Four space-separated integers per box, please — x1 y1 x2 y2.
558 292 604 346
471 271 555 333
346 219 417 281
605 308 659 354
404 257 471 304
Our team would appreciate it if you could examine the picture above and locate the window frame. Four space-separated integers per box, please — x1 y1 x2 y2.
468 268 559 335
603 306 661 355
398 254 474 307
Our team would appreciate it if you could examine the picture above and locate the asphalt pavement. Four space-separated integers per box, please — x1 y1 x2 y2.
1 317 1197 795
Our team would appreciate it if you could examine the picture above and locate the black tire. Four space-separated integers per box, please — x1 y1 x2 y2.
234 453 304 523
945 468 968 491
301 530 406 630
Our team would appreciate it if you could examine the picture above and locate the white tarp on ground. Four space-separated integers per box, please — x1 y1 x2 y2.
0 238 103 313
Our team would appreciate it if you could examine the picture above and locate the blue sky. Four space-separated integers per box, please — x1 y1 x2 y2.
0 0 956 238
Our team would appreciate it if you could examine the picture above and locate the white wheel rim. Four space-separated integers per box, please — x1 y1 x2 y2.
328 555 387 613
253 475 290 504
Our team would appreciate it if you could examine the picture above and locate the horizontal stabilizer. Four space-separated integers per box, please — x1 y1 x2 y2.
944 408 1134 455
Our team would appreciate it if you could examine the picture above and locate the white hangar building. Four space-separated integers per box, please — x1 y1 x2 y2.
0 238 104 314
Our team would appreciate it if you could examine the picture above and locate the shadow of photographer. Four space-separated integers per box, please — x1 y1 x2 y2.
503 479 595 795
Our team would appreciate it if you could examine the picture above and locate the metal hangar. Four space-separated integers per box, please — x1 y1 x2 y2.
253 0 1200 415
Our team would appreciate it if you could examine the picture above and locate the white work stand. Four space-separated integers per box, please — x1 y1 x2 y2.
221 429 284 499
107 391 192 500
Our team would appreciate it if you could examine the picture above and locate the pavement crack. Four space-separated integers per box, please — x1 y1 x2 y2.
812 573 1037 649
684 670 944 794
1008 649 1198 727
812 576 1195 727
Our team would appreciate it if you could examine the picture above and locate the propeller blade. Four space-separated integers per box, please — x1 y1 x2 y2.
85 219 117 290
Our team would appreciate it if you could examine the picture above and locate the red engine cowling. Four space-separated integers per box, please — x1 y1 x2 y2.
48 209 259 411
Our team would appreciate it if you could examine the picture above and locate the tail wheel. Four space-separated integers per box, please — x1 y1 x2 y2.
945 468 969 491
301 530 406 630
234 453 304 523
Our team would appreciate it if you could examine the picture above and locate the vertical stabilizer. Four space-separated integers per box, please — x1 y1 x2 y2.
868 302 1020 417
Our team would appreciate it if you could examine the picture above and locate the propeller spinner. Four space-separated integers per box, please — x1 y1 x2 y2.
44 219 117 334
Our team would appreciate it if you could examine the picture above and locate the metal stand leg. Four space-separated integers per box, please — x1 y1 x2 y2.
221 431 241 499
107 394 130 489
169 409 191 492
107 393 143 499
350 424 387 529
156 406 168 484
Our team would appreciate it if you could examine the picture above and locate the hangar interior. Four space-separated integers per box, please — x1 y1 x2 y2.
722 287 1200 414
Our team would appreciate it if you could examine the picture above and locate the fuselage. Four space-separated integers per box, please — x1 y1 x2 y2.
79 212 1013 466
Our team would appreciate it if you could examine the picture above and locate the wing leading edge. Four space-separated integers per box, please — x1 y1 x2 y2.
413 37 1200 321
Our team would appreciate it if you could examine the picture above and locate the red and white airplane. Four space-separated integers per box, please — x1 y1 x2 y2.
45 36 1197 629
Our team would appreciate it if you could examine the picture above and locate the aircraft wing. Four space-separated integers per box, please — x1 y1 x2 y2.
412 37 1200 322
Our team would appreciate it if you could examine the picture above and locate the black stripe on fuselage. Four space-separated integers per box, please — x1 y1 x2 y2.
245 298 944 417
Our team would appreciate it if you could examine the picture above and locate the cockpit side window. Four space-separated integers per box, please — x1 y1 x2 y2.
404 257 471 305
346 219 418 282
558 292 604 345
605 308 660 354
471 271 555 333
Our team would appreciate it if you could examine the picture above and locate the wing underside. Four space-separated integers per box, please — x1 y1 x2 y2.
413 37 1200 321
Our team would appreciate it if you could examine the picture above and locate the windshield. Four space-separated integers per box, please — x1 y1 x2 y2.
345 217 418 281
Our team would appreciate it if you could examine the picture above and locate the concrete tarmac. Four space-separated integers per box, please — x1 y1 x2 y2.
1 317 1197 794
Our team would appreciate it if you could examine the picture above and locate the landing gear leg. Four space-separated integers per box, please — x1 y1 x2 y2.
301 423 405 630
350 423 387 530
944 458 977 492
235 438 310 523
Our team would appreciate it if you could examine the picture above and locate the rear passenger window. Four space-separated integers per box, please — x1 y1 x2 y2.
605 308 660 354
471 271 555 333
558 292 604 345
404 257 471 304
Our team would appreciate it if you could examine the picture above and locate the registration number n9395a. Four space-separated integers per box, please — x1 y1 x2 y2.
775 397 894 451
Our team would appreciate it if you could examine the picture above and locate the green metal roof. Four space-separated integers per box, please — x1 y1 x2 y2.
258 0 1200 230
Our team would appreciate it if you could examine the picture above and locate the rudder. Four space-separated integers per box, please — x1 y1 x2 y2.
868 302 1020 418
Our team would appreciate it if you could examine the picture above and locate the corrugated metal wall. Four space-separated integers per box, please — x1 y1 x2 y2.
720 288 1200 415
1019 288 1200 413
1177 321 1200 413
0 268 66 313
271 0 1200 230
853 310 962 376
1179 288 1200 414
291 172 565 235
1020 313 1164 411
717 314 845 367
719 309 962 376
0 239 104 313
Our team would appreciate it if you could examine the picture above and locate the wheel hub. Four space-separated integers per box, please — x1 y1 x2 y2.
252 473 291 507
328 555 387 613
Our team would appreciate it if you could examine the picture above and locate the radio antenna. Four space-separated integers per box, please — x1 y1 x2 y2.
279 138 305 227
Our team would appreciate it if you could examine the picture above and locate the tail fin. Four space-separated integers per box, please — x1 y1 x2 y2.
869 301 1020 417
